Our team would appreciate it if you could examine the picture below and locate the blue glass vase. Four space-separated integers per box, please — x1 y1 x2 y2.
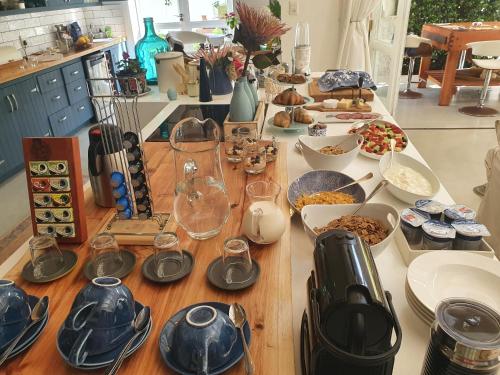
135 17 170 85
208 65 233 95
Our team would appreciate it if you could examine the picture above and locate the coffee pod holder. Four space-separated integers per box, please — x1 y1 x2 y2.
89 78 170 245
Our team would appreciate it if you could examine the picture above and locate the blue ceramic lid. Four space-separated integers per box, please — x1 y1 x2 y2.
444 205 476 221
415 199 447 215
422 220 456 239
400 208 430 227
452 220 490 238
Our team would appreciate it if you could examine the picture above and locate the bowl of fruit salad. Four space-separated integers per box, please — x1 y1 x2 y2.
348 120 408 160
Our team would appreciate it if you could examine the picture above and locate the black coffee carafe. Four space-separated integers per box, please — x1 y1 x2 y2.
301 230 402 375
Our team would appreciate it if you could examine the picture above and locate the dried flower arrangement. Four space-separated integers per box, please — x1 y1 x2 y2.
233 1 290 76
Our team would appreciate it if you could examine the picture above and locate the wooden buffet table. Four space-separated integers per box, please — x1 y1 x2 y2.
418 22 500 106
1 142 294 374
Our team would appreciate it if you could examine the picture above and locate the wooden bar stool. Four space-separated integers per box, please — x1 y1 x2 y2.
400 35 432 99
459 40 500 117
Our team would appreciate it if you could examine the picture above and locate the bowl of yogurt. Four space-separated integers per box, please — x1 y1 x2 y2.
379 153 440 204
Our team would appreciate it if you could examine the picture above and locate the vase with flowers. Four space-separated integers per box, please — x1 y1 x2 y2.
229 1 289 122
195 44 235 95
116 52 148 96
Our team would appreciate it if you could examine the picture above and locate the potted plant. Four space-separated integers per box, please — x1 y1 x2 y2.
116 52 148 96
194 44 235 95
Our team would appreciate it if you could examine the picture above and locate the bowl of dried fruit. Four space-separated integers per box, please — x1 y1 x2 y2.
298 134 363 171
300 203 399 256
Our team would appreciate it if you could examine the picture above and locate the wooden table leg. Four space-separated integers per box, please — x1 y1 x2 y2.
439 50 460 106
418 56 431 88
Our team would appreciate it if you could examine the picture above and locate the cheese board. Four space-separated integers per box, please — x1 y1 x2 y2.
304 102 372 112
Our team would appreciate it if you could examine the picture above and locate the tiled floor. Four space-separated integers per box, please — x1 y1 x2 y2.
0 83 498 241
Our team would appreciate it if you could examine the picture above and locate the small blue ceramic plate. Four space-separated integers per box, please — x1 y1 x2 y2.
159 302 251 375
287 170 366 213
56 301 152 370
0 295 49 361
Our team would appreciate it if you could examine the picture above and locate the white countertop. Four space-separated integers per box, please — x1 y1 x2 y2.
0 81 456 374
137 83 456 375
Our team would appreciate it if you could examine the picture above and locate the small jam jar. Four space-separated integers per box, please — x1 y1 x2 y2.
400 208 430 248
451 220 490 251
421 220 456 250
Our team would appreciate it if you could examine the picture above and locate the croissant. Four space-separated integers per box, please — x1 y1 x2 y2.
294 108 313 124
273 88 305 106
273 111 291 128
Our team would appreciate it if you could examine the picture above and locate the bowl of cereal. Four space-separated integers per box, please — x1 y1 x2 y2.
287 170 366 213
301 203 399 256
298 134 363 171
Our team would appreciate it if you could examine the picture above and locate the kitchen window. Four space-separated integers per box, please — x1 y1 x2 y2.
132 0 233 38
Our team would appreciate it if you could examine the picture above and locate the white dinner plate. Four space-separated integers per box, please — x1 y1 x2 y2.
407 251 500 314
405 282 434 325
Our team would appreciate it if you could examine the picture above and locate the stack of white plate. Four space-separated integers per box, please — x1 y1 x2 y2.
406 251 500 326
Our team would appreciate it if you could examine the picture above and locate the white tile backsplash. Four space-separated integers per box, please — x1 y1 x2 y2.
0 4 126 55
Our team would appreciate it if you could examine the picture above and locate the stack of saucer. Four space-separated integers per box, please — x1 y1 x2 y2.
406 251 500 326
56 277 151 370
0 280 49 363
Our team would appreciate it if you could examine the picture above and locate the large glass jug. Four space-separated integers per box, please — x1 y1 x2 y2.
170 118 230 240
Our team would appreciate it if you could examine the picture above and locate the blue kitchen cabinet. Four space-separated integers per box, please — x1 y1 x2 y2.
15 78 52 138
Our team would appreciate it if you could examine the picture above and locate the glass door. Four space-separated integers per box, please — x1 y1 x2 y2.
369 0 412 114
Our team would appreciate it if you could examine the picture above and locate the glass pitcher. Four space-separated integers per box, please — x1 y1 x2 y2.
170 117 230 240
242 181 286 244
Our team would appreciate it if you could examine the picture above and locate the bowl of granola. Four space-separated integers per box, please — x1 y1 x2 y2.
300 203 399 256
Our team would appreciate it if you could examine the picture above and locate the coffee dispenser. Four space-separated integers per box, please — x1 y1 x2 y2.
301 230 402 375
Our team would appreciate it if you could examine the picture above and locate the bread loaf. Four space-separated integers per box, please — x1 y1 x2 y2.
273 111 291 128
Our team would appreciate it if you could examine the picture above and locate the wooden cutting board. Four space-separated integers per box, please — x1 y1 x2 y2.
304 102 372 112
3 142 294 375
308 78 374 103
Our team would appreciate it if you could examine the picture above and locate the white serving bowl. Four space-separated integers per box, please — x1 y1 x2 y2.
298 134 363 171
300 203 400 256
379 152 440 204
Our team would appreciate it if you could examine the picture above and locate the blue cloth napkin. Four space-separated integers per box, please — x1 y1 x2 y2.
317 70 377 92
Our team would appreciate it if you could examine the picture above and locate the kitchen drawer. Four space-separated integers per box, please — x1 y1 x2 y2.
37 69 64 93
72 98 93 125
62 61 85 84
49 107 74 136
43 86 69 115
66 79 88 105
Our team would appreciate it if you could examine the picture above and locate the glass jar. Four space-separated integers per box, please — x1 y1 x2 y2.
243 138 266 175
135 17 170 85
170 117 230 240
241 181 286 244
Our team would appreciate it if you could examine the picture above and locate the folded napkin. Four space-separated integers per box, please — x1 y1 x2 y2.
317 70 377 92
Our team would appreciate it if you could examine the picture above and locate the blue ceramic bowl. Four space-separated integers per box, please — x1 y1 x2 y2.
287 170 366 212
0 280 31 350
172 305 238 374
62 277 136 367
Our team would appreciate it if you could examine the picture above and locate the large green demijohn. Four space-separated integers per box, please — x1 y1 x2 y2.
135 17 170 85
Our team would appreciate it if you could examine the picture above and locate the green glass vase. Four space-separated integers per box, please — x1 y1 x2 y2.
135 17 170 85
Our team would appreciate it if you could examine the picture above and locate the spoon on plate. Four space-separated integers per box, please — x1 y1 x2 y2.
310 172 374 199
229 303 254 375
104 306 150 375
0 296 49 366
352 179 389 216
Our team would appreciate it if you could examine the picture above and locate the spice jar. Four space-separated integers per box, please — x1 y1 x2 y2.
451 220 490 251
400 208 430 248
421 220 455 250
421 298 500 375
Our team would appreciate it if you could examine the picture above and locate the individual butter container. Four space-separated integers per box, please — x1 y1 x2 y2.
421 220 456 250
443 204 476 224
451 220 490 251
400 208 430 248
415 199 447 221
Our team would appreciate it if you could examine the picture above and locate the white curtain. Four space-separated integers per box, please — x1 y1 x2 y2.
336 0 381 74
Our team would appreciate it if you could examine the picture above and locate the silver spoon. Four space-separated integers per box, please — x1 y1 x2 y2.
352 179 389 216
229 303 254 375
310 172 374 198
104 306 151 375
0 296 49 366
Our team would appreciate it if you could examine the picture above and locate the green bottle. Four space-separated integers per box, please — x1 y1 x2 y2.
135 17 170 85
